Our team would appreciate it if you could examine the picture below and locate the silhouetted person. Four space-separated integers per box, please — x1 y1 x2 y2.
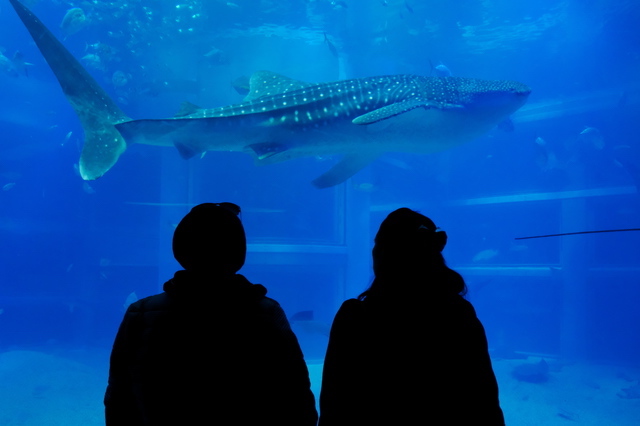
105 202 318 426
319 208 504 425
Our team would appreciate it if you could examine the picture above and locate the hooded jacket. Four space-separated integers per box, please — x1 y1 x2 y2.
105 271 318 426
319 293 504 426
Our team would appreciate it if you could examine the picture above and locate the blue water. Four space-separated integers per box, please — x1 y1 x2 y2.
0 0 639 424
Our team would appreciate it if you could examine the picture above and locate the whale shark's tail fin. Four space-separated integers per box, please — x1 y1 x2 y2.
9 0 130 180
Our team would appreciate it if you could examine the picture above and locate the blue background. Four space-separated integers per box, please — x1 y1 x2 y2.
0 0 639 424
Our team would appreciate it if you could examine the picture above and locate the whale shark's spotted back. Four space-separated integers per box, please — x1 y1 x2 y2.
177 71 530 131
182 73 428 126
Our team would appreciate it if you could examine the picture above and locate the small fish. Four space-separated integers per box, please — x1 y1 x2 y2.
431 61 452 77
86 41 101 51
231 75 250 96
0 51 18 77
81 53 104 71
330 0 348 9
557 409 579 421
12 51 31 76
202 46 229 65
578 126 605 150
60 7 87 37
510 243 528 252
353 182 376 192
85 41 116 61
372 36 389 45
323 32 339 58
112 70 130 87
435 65 451 77
472 249 499 262
290 311 331 337
123 291 138 310
617 381 640 399
2 182 16 191
404 0 414 13
512 358 549 383
496 117 514 132
62 131 73 146
613 145 640 190
203 47 221 58
534 136 559 171
380 156 412 170
549 267 562 277
82 181 95 194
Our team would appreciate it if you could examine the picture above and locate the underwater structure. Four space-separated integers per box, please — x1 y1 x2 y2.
0 0 639 424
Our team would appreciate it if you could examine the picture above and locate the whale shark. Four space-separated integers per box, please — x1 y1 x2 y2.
9 0 531 188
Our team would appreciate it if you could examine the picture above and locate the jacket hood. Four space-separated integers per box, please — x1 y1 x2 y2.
163 270 267 301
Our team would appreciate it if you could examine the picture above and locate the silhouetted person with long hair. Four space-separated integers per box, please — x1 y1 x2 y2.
105 202 318 426
319 208 504 425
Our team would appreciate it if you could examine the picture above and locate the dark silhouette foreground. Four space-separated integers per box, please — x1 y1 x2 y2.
319 208 505 425
105 202 318 426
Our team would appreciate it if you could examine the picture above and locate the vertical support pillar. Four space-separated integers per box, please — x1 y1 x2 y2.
560 195 589 361
342 174 372 304
157 149 192 291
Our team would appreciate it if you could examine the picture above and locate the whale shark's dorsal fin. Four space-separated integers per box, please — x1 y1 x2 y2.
243 70 315 102
174 101 203 118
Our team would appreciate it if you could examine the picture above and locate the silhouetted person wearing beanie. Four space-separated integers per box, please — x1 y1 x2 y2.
319 208 504 426
105 202 318 426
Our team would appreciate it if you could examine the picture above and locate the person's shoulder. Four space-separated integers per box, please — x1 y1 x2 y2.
254 295 289 321
335 298 364 320
127 292 171 313
340 298 362 311
449 295 479 318
259 295 282 309
457 295 476 310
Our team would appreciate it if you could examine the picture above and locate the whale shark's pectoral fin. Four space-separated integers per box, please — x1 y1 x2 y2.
174 139 205 159
352 99 430 125
312 151 380 188
352 99 462 125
